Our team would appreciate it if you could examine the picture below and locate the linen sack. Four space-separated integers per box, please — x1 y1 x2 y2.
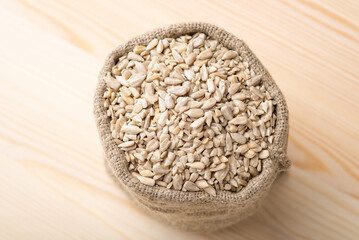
94 22 290 231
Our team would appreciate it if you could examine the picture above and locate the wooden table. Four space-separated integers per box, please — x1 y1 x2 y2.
1 1 358 239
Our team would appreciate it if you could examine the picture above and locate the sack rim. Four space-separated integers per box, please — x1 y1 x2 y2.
94 22 289 204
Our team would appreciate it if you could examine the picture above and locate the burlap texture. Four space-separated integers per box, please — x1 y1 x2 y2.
94 22 290 231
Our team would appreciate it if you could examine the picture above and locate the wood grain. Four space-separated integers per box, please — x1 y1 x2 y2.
0 0 358 239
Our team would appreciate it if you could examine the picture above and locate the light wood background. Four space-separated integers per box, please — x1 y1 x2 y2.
0 0 358 239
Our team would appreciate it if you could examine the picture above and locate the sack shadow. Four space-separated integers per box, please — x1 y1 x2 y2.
207 171 296 239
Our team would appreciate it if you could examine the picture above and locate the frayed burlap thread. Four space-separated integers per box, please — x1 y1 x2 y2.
94 22 290 231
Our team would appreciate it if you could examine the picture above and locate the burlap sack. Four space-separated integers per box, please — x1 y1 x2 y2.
94 22 290 231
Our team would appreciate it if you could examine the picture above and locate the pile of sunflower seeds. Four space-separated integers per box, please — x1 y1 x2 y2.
103 33 276 196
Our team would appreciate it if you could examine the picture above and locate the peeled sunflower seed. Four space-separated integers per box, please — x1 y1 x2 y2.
137 176 155 186
168 86 189 96
198 49 213 59
183 181 200 191
246 75 262 86
118 141 135 148
222 51 238 60
191 117 207 129
259 150 269 159
146 38 158 51
122 125 142 134
127 52 144 61
202 98 217 109
165 77 183 85
187 162 205 170
186 109 204 118
105 74 121 91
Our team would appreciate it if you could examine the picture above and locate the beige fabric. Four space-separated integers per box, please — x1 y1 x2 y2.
94 22 290 231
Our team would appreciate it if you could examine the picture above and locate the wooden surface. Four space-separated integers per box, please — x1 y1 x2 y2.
1 0 359 239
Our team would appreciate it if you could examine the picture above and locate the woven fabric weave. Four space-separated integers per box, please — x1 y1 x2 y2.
94 22 290 231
